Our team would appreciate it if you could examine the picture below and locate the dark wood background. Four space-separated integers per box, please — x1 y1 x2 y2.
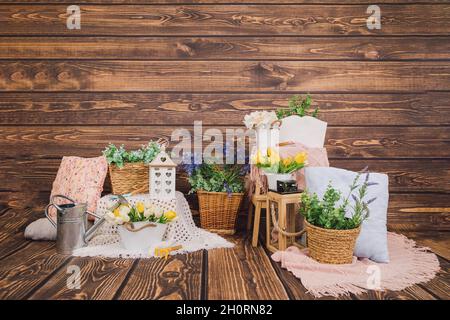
0 1 449 232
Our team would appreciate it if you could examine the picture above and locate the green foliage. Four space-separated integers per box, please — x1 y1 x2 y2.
127 206 169 224
187 162 245 194
299 172 373 230
276 94 319 119
103 141 161 168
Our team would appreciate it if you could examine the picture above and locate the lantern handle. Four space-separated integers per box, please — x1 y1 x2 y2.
271 119 282 129
157 138 169 150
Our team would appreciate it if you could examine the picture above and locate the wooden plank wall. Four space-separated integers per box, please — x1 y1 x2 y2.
0 1 449 231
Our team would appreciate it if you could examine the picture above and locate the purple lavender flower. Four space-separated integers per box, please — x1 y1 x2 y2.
224 182 232 197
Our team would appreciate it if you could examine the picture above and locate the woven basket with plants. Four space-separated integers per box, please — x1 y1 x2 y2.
103 140 165 195
299 170 376 264
182 151 249 235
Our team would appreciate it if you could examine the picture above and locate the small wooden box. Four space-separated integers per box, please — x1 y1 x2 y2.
266 191 306 253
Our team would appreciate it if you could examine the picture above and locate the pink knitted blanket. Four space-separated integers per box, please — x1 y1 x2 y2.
271 232 440 298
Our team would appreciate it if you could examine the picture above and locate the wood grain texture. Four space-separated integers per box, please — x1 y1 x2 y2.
0 126 448 159
29 257 135 300
0 208 39 259
387 194 450 231
1 61 450 92
400 231 450 260
418 257 449 300
331 159 450 193
2 181 449 233
1 36 449 60
0 241 70 299
0 5 449 36
117 251 203 300
1 92 449 126
2 158 448 194
0 214 447 300
207 235 288 299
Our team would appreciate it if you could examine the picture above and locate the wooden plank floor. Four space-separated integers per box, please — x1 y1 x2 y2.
0 208 448 300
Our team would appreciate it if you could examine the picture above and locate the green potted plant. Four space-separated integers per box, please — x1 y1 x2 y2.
103 141 162 195
182 154 248 234
299 171 375 264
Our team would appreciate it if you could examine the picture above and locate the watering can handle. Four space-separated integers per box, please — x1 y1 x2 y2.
44 203 57 228
50 194 76 208
45 194 76 229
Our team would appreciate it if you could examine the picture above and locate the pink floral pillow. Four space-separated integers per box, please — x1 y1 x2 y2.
48 156 108 221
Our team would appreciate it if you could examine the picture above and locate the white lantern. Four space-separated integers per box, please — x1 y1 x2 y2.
149 147 177 200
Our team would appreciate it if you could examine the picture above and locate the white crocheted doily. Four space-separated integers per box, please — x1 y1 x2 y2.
73 191 234 258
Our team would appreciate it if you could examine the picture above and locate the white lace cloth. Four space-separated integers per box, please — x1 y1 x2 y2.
73 191 234 258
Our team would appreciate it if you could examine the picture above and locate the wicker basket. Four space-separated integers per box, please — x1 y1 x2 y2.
305 220 361 264
109 162 149 195
197 190 244 235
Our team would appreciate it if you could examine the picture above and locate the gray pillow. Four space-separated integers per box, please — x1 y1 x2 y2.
304 167 389 263
24 218 57 241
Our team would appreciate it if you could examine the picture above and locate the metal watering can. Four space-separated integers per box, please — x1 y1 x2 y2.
45 195 105 254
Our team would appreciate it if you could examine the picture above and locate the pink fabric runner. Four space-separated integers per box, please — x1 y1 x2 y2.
272 232 440 298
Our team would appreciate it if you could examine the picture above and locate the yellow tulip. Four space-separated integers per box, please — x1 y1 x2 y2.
267 147 272 157
256 150 263 164
282 157 292 166
269 152 280 165
252 150 263 165
136 202 145 213
294 152 307 164
164 210 177 221
113 207 120 217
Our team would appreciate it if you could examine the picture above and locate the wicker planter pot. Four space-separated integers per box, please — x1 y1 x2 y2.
305 220 361 264
197 190 244 235
109 162 149 195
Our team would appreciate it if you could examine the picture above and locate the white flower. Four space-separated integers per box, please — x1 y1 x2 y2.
243 113 256 129
119 205 131 216
143 203 156 218
154 207 164 218
243 111 277 129
119 211 130 223
105 205 131 225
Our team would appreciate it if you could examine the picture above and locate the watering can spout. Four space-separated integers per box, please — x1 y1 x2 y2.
84 211 105 242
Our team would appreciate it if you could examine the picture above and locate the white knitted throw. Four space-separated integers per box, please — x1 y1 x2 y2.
73 191 234 258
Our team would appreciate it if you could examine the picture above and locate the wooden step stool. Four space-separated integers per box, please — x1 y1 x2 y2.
266 191 306 253
247 182 268 247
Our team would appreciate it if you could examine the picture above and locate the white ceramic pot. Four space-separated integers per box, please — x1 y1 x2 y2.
265 173 293 191
118 221 168 251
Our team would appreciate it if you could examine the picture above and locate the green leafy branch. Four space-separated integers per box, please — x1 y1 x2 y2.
276 94 319 119
299 170 376 230
103 141 161 168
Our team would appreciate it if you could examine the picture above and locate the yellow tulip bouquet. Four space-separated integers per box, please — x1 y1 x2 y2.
106 200 177 225
252 147 308 174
